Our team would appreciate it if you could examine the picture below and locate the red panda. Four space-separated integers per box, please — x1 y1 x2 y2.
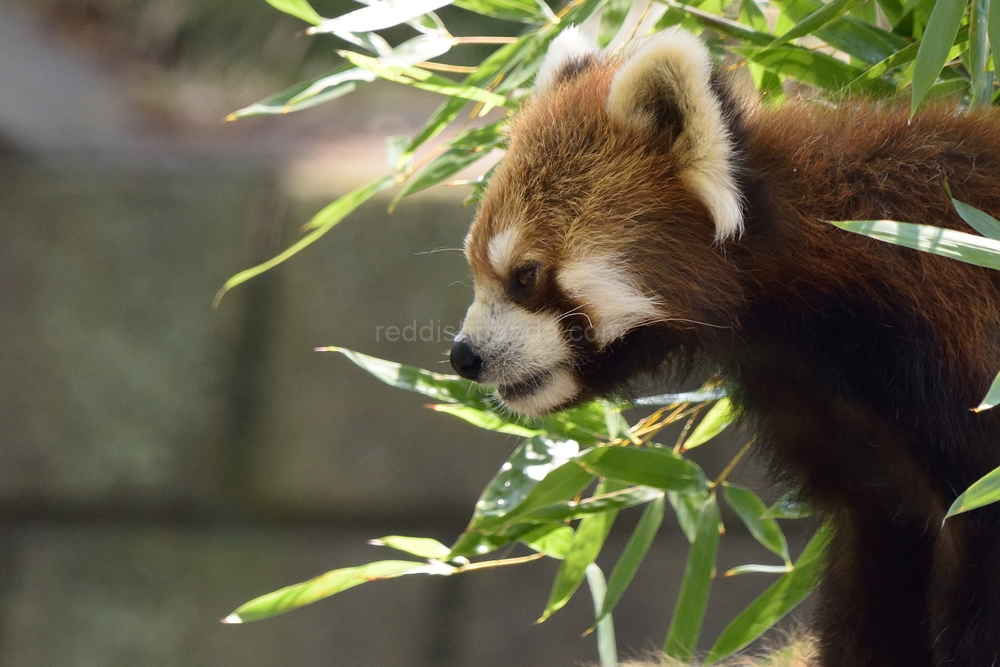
449 27 1000 667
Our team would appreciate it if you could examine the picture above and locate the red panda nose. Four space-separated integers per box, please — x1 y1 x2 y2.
450 339 483 381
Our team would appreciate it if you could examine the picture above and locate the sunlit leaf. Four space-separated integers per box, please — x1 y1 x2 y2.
310 0 453 34
370 536 452 560
723 484 790 562
969 0 992 106
725 564 794 576
215 176 398 304
517 486 663 522
265 0 322 24
975 369 1000 411
520 524 575 559
454 0 553 21
911 0 967 113
664 493 721 662
341 52 508 108
539 482 620 621
430 403 542 437
740 0 771 32
681 398 735 450
991 0 1000 83
945 463 1000 517
769 0 864 47
845 41 920 94
705 523 832 665
633 386 727 406
227 67 375 119
578 446 707 493
769 0 910 63
669 490 710 542
597 494 665 622
732 45 894 95
224 560 454 623
585 564 619 667
833 220 1000 271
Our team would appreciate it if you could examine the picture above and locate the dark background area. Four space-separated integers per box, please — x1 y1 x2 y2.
0 2 810 665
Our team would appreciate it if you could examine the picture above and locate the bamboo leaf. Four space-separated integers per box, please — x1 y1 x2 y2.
990 0 1000 78
520 525 575 559
732 45 894 95
975 369 1000 411
577 446 707 493
681 398 735 450
723 484 791 562
370 536 452 560
214 176 397 304
725 564 794 576
770 0 865 47
664 494 721 662
705 523 832 665
429 403 542 437
597 494 665 622
761 492 814 519
539 483 619 622
945 463 1000 517
833 220 1000 271
310 0 453 34
226 67 375 120
969 0 992 105
951 196 1000 240
224 560 454 623
585 564 619 667
911 0 968 113
669 490 710 542
454 0 553 21
265 0 323 24
341 52 508 108
518 486 663 523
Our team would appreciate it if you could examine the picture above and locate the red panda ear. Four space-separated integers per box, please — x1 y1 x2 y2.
535 27 600 96
607 29 744 240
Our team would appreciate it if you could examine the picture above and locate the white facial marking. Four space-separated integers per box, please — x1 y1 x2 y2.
487 227 520 275
558 253 662 347
535 26 600 95
502 368 580 418
459 291 571 384
606 28 744 240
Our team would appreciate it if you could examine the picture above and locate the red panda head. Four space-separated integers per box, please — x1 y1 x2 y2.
450 28 747 416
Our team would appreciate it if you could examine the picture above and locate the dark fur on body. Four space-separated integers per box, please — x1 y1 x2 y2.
602 99 1000 665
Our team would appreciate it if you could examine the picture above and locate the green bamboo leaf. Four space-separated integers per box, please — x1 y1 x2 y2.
341 52 508 108
969 0 992 105
577 446 707 493
951 196 1000 240
633 386 727 406
833 220 1000 270
224 560 454 623
454 0 553 21
597 494 665 622
391 121 506 207
945 463 1000 517
585 564 619 667
214 175 398 304
724 564 794 576
520 524 575 559
664 494 721 662
226 67 374 119
732 45 894 95
768 0 910 63
599 0 634 46
670 3 775 45
310 0 453 34
740 0 772 32
723 484 790 562
770 0 865 47
975 369 1000 411
705 523 832 665
845 41 921 93
429 403 542 436
668 490 710 542
990 0 1000 78
320 346 489 405
761 492 814 519
681 398 735 451
539 483 619 622
370 536 452 560
911 0 968 114
265 0 323 24
517 486 663 523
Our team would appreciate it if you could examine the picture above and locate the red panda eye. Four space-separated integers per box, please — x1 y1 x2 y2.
513 264 539 293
